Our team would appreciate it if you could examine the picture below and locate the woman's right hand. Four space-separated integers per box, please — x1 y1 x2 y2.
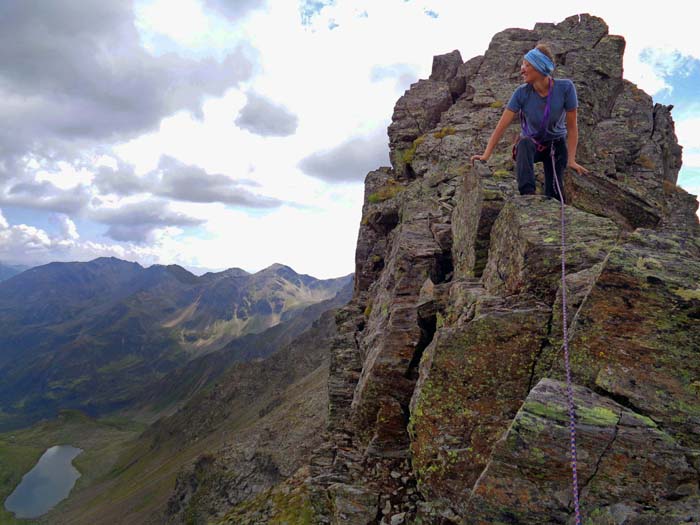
470 153 490 166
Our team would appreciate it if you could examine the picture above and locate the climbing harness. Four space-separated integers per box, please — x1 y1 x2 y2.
550 144 583 525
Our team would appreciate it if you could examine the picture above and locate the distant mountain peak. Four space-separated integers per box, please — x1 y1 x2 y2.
90 256 141 267
258 263 299 279
263 262 294 272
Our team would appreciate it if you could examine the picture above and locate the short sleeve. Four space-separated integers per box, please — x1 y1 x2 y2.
565 80 578 111
506 86 523 112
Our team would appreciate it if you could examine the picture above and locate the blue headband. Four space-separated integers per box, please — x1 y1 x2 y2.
524 48 554 76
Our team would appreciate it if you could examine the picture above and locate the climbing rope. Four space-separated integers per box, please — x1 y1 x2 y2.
550 143 582 525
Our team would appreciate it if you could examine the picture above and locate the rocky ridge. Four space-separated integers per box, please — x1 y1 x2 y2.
221 14 700 525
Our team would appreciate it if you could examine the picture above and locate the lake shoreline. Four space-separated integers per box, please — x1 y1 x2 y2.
4 444 83 519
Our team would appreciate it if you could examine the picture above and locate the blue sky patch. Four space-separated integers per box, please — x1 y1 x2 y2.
640 49 700 118
299 0 336 26
678 167 700 199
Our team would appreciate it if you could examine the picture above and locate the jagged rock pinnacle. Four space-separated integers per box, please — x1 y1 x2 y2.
317 13 699 525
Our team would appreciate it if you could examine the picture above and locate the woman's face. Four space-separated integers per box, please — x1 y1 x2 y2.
520 60 542 84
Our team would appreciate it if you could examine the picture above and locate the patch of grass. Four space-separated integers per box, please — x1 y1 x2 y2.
662 179 682 195
636 154 656 170
433 126 457 139
368 179 405 203
489 100 504 108
0 439 44 524
405 136 425 163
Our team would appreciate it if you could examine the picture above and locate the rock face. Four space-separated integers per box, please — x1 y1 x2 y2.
227 14 700 525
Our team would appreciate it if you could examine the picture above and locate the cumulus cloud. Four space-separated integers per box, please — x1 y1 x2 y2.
0 220 159 267
55 214 80 241
155 156 283 207
0 0 256 166
93 156 282 207
0 222 53 263
234 92 299 137
93 163 150 196
0 209 8 229
92 200 204 243
0 181 91 214
297 127 390 182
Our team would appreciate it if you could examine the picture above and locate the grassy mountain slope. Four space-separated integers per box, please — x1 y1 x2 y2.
43 306 340 524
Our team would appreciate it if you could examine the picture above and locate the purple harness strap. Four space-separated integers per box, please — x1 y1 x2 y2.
550 145 583 525
521 77 553 151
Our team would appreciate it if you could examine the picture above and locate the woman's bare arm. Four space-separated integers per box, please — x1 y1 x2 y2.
565 108 589 174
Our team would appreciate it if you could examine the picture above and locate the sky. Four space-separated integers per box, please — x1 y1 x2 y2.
0 1 698 279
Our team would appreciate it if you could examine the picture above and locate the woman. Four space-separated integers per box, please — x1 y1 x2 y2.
471 44 588 199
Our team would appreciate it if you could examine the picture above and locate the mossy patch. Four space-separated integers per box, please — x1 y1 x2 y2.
433 127 457 139
629 413 658 428
577 405 619 426
672 288 700 301
524 401 619 427
523 400 569 423
436 312 445 329
399 135 426 166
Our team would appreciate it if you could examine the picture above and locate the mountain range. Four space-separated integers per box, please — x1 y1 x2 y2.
0 257 351 430
3 13 699 525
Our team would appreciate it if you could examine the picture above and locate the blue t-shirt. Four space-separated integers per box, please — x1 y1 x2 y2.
506 78 578 141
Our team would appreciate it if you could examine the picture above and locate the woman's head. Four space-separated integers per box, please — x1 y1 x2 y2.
521 44 555 82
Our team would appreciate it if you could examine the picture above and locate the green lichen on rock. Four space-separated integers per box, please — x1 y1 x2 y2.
409 302 551 503
481 197 619 301
466 379 699 522
563 229 700 448
525 399 619 427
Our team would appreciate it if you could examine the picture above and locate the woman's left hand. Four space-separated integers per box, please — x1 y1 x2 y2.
567 160 589 175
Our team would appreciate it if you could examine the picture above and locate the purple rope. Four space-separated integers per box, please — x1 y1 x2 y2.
550 144 582 525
